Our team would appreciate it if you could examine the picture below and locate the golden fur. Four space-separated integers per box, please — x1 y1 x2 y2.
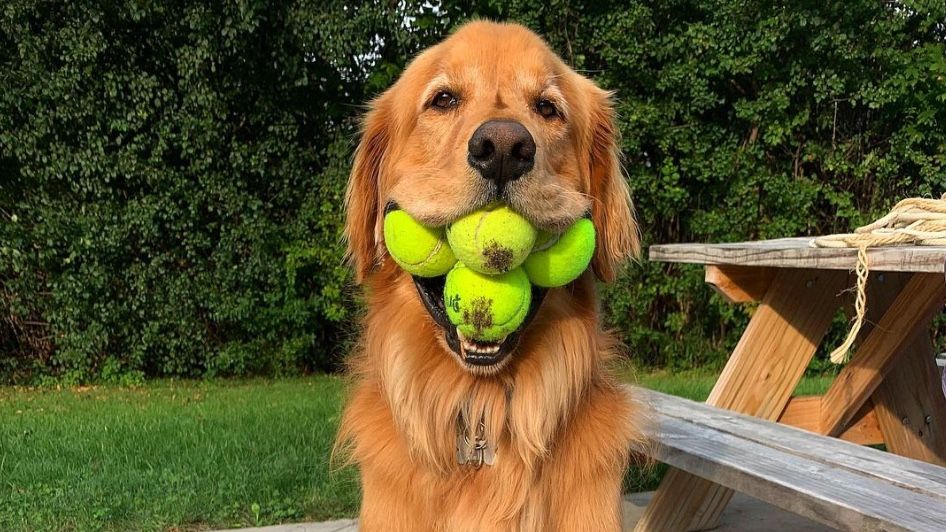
338 21 646 531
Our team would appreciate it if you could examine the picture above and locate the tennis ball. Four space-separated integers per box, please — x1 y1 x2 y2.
446 204 537 274
444 264 531 341
383 210 457 277
523 218 596 287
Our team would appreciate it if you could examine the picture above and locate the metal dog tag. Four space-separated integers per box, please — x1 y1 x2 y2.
456 432 497 467
456 417 496 467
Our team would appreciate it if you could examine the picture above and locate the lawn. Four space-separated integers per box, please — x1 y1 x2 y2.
0 369 834 531
0 378 357 531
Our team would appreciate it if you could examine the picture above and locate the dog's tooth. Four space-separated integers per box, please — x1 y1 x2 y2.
457 331 469 357
462 337 478 354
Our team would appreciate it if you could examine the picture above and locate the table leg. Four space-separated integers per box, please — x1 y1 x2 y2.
819 273 946 437
634 268 848 532
859 272 946 464
873 347 946 463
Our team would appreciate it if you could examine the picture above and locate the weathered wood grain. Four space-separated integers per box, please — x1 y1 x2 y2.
873 350 946 465
650 237 946 272
636 387 946 531
777 395 883 446
859 272 946 465
820 273 946 436
638 387 946 501
634 268 847 531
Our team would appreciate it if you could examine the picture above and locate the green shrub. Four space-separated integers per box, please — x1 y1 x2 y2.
0 1 443 382
2 1 945 382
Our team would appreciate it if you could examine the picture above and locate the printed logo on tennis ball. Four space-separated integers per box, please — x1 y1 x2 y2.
523 218 596 287
444 264 531 341
446 204 537 274
382 209 457 277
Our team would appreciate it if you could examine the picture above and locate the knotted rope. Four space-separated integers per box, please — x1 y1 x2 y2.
811 194 946 363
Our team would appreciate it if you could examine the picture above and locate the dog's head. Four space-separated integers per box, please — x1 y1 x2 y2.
345 21 638 375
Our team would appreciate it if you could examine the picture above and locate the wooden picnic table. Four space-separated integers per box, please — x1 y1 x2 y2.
636 237 946 531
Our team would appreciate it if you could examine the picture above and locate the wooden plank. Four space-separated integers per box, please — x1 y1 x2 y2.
776 395 821 429
704 265 775 303
642 398 946 531
637 387 946 502
652 418 946 531
874 351 946 465
778 395 883 446
858 272 946 465
839 399 885 446
820 273 946 436
650 237 946 273
635 268 848 531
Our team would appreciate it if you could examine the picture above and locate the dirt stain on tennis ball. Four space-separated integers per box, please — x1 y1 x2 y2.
463 296 494 333
482 241 514 272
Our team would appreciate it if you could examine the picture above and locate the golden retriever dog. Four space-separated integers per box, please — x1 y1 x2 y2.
337 20 645 531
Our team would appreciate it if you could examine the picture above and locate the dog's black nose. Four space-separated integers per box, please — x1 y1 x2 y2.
468 120 535 186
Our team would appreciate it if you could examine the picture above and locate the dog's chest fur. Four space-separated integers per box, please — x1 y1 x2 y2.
336 274 644 531
344 374 639 531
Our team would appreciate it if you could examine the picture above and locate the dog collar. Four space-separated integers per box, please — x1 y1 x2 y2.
456 412 496 468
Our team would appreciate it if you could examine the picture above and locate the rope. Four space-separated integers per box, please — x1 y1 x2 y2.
811 194 946 364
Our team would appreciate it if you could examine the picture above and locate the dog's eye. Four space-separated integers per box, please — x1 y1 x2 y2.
431 90 459 110
535 99 559 119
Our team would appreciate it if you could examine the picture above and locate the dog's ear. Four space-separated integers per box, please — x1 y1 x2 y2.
587 89 640 283
344 95 392 284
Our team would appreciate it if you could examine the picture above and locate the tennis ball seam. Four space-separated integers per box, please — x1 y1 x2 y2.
471 208 492 247
493 285 528 328
533 232 561 252
445 265 531 338
471 208 496 256
523 218 595 287
447 206 536 275
384 211 456 277
395 237 445 267
473 208 519 272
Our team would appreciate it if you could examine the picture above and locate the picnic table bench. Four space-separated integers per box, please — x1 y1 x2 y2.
635 237 946 531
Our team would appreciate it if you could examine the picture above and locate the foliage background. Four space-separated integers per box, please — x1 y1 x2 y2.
2 0 945 383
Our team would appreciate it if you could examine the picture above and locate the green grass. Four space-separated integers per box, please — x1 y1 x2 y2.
0 370 834 531
0 378 359 531
625 367 836 400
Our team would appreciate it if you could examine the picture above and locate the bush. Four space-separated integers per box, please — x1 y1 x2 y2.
2 1 945 382
0 1 441 382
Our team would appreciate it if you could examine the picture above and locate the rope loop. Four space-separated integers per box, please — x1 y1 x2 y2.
811 194 946 363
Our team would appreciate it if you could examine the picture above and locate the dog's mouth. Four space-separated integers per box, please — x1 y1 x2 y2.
412 275 546 372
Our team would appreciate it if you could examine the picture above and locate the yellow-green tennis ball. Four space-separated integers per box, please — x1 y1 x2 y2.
446 204 537 275
523 218 596 287
444 264 531 341
383 210 457 277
